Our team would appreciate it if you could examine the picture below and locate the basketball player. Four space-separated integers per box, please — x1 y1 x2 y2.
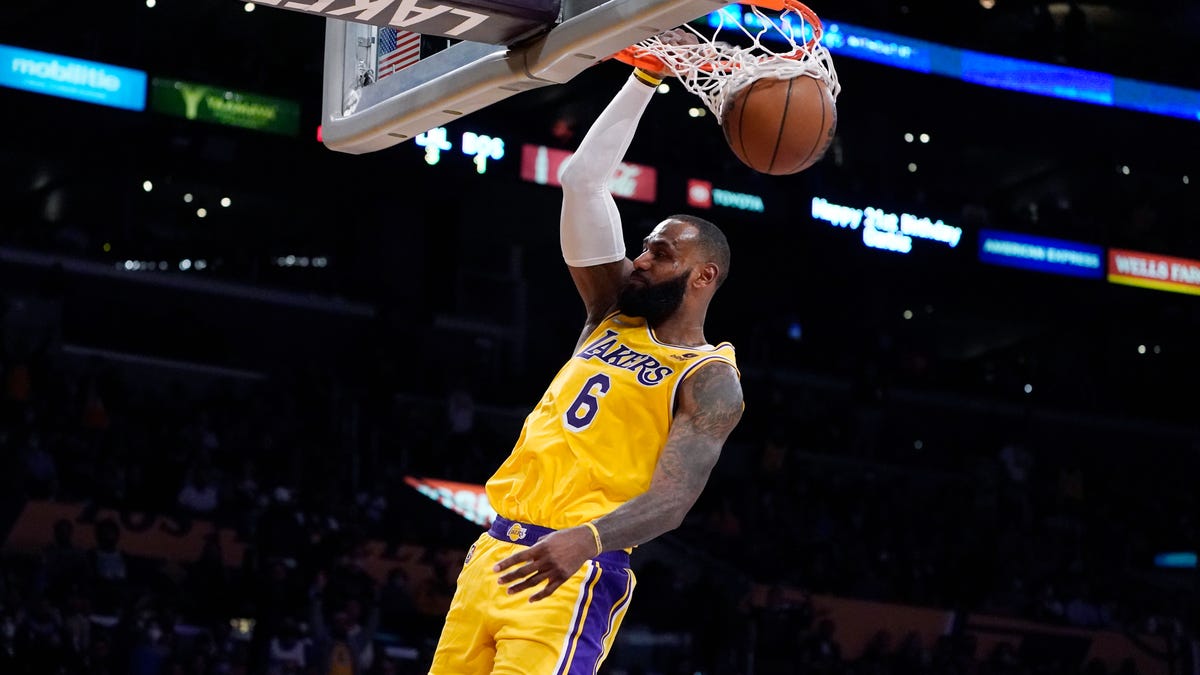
429 40 743 675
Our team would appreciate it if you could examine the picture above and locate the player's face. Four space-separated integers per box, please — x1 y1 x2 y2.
617 269 690 327
618 221 697 326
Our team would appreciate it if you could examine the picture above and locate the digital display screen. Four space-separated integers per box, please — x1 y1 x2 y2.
978 229 1104 279
0 44 146 111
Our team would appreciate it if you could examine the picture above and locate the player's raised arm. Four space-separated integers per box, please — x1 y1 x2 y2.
557 67 660 338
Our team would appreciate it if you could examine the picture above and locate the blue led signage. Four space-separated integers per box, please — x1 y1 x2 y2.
811 197 961 255
978 229 1103 279
703 9 1200 122
0 44 147 111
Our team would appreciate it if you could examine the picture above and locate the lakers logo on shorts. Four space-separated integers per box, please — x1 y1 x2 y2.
506 523 527 541
463 543 477 565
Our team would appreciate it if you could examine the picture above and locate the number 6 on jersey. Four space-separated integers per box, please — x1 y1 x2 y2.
564 373 611 431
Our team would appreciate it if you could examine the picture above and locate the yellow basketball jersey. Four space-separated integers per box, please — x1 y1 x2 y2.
486 312 738 529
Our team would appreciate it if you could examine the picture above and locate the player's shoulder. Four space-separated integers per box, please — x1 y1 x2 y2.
679 352 740 389
678 358 744 421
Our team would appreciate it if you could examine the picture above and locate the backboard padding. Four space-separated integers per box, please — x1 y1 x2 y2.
320 0 729 154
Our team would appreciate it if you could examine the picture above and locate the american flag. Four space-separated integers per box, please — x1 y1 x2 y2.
377 27 421 80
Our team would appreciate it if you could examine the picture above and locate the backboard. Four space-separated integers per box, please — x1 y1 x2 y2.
298 0 730 153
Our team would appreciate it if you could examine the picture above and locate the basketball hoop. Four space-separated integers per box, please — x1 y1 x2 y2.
613 0 840 122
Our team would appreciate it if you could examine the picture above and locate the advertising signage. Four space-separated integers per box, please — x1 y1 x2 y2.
978 229 1104 279
686 179 765 212
810 196 961 254
0 44 146 111
1108 248 1200 296
404 476 495 526
150 77 300 136
703 9 1200 124
520 144 657 203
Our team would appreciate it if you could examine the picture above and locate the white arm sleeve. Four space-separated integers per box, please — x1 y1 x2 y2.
559 74 656 267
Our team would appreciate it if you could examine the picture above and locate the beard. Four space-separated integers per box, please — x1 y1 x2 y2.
617 270 690 327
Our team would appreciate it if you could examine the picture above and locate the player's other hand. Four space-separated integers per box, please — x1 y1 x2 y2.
655 27 699 48
493 527 597 602
639 27 700 80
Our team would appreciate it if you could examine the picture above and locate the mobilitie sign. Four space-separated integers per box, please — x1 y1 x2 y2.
0 44 146 111
978 229 1103 279
150 77 300 136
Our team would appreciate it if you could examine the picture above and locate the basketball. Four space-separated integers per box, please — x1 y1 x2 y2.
721 75 837 175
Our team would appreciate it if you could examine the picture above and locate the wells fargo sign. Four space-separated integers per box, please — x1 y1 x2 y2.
1108 248 1200 296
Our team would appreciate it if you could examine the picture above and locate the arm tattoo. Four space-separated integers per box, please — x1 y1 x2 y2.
592 363 743 551
683 362 746 439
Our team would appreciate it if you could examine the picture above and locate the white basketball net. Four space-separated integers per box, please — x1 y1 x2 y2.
628 4 840 122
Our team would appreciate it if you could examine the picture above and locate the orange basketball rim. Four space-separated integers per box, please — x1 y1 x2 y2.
613 0 826 75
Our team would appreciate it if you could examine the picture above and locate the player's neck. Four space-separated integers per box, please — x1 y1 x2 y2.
649 312 707 348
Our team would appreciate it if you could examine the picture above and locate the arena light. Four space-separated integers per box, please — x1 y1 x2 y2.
244 2 255 11
220 197 232 207
183 193 193 203
142 180 153 192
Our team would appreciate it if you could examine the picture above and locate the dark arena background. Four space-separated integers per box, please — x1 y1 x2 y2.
0 1 1198 673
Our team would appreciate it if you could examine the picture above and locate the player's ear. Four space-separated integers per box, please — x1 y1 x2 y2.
695 262 719 288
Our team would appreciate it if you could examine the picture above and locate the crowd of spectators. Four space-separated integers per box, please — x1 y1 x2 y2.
687 376 1199 635
0 287 1197 675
